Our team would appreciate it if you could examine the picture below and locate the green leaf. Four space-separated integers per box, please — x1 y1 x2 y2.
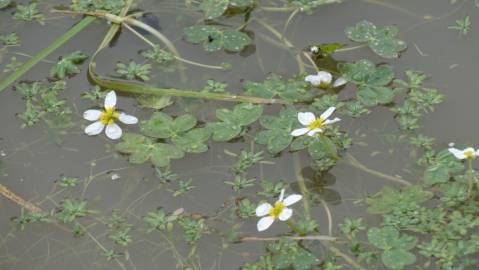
290 136 311 151
200 0 229 19
255 107 297 154
382 249 416 270
172 128 211 153
208 103 262 141
306 136 338 163
368 227 417 269
184 25 252 52
269 240 320 270
50 51 88 80
140 112 197 139
340 59 395 106
345 20 407 59
243 74 312 102
423 149 464 186
115 133 184 167
366 185 433 214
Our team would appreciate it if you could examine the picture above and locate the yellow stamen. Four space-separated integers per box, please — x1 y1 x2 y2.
100 108 119 125
464 150 476 159
269 201 285 219
308 118 324 130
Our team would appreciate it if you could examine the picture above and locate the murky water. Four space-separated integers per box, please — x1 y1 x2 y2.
1 0 478 269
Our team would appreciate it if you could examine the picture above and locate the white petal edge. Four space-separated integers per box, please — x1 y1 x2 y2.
278 188 285 202
105 123 122 140
333 77 348 88
307 128 322 136
85 121 105 136
83 109 102 121
305 75 321 87
320 106 336 120
283 194 302 206
118 113 138 125
316 71 332 85
255 203 272 217
324 117 341 125
298 112 316 126
278 208 293 221
448 148 465 159
291 128 310 137
104 91 117 109
257 216 275 232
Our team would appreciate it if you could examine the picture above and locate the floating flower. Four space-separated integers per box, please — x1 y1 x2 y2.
310 46 319 53
255 188 302 232
448 146 479 160
305 71 347 89
83 91 138 140
291 107 340 137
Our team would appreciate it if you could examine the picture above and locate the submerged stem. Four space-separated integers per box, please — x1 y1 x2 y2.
292 153 311 219
345 153 412 186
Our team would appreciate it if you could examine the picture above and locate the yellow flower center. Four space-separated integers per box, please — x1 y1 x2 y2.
464 150 476 159
269 201 285 219
308 118 324 130
100 107 119 125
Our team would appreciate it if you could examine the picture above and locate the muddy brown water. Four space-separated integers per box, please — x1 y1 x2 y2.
0 0 478 269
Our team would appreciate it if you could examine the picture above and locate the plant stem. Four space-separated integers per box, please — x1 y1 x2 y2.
0 16 96 92
467 158 475 198
293 153 311 219
286 220 306 235
335 44 368 53
345 153 412 186
0 184 42 212
325 243 368 270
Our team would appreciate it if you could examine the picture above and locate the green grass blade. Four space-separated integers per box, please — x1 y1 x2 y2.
0 16 96 92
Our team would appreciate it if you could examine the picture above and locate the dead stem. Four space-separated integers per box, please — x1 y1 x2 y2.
0 184 42 213
239 235 337 242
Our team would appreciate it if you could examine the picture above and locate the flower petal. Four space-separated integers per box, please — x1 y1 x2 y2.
118 113 138 125
104 91 117 109
257 216 275 232
278 188 285 202
333 77 348 88
305 75 321 87
255 203 272 217
298 112 316 125
316 71 332 85
278 208 293 221
283 194 302 206
448 148 466 159
320 106 336 120
324 117 341 125
105 123 122 140
85 121 105 136
83 109 102 121
307 128 322 136
291 128 310 137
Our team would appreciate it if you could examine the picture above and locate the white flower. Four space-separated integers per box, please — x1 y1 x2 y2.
291 107 340 137
83 91 138 140
305 71 347 89
310 46 319 53
448 147 479 160
255 189 302 232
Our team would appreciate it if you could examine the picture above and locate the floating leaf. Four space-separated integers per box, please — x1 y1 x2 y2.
172 128 211 153
368 226 417 269
340 59 395 106
243 74 312 102
200 0 229 19
208 103 262 141
0 0 11 9
50 51 88 80
345 20 407 59
423 149 464 186
268 239 320 270
115 133 184 167
366 185 433 214
140 112 197 139
255 106 297 154
184 25 252 52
